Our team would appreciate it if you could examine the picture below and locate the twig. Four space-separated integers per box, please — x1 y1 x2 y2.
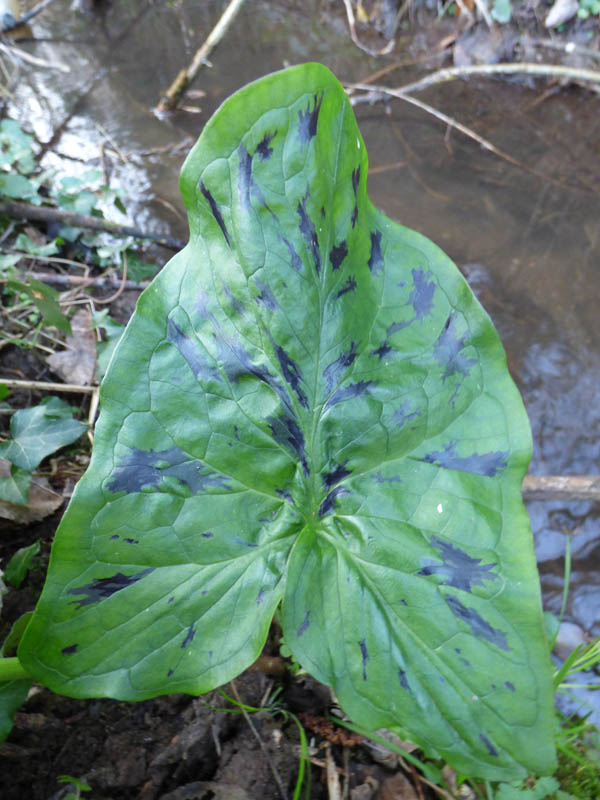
0 42 69 72
229 680 288 800
325 742 342 800
472 0 493 28
0 199 186 250
341 0 395 58
350 83 526 169
382 62 600 96
93 251 128 305
156 0 247 114
522 475 600 502
0 378 96 394
5 271 151 292
87 387 99 444
348 81 597 191
0 0 57 33
529 38 600 62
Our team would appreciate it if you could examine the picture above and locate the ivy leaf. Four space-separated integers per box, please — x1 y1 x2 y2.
0 397 86 471
0 461 31 505
19 63 556 781
0 679 32 743
6 277 72 334
0 119 37 174
5 541 41 588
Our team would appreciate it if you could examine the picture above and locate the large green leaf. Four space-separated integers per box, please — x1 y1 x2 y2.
19 63 555 780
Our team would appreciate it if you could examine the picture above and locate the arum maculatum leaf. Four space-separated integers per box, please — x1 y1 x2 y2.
19 63 556 780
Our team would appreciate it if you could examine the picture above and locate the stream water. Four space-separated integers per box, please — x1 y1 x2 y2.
8 0 600 721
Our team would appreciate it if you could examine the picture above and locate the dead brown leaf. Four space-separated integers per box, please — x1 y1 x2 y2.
46 307 96 385
0 460 63 523
376 772 418 800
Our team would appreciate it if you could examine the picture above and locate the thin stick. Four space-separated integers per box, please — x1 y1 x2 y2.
341 0 395 58
0 378 96 394
387 62 600 95
93 251 128 305
0 42 69 72
156 0 247 114
4 271 151 292
350 83 525 169
522 475 600 502
229 680 288 800
0 199 185 251
87 386 99 444
348 82 595 191
0 0 56 33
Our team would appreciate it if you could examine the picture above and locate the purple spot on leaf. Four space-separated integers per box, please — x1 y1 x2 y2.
359 639 369 680
298 610 310 637
182 624 195 649
298 93 323 144
446 596 509 651
368 230 383 275
480 734 499 757
418 536 498 592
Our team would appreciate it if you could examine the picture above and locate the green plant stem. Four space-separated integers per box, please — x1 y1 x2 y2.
0 657 30 682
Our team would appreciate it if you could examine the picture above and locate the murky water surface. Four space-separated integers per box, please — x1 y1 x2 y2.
10 0 600 715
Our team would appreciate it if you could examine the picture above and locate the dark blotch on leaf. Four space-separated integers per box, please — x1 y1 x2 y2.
409 268 436 321
167 669 174 677
167 318 221 383
371 342 393 359
323 461 351 488
238 144 254 212
418 535 498 592
201 532 214 539
423 441 508 477
319 485 350 516
480 734 499 757
368 230 384 275
280 235 303 272
434 312 477 384
297 189 321 275
182 624 195 649
445 596 509 651
323 341 359 392
275 345 308 408
255 279 279 311
359 639 369 680
351 166 360 227
335 276 357 299
330 240 348 271
326 380 373 408
267 411 308 474
298 610 310 637
68 568 154 609
398 668 410 691
238 144 276 221
256 130 276 160
392 402 420 428
61 644 78 655
371 472 402 484
298 92 323 144
505 681 515 692
257 587 265 605
107 445 230 495
199 181 230 247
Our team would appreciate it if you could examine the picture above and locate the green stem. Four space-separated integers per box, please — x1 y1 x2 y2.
0 657 30 682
